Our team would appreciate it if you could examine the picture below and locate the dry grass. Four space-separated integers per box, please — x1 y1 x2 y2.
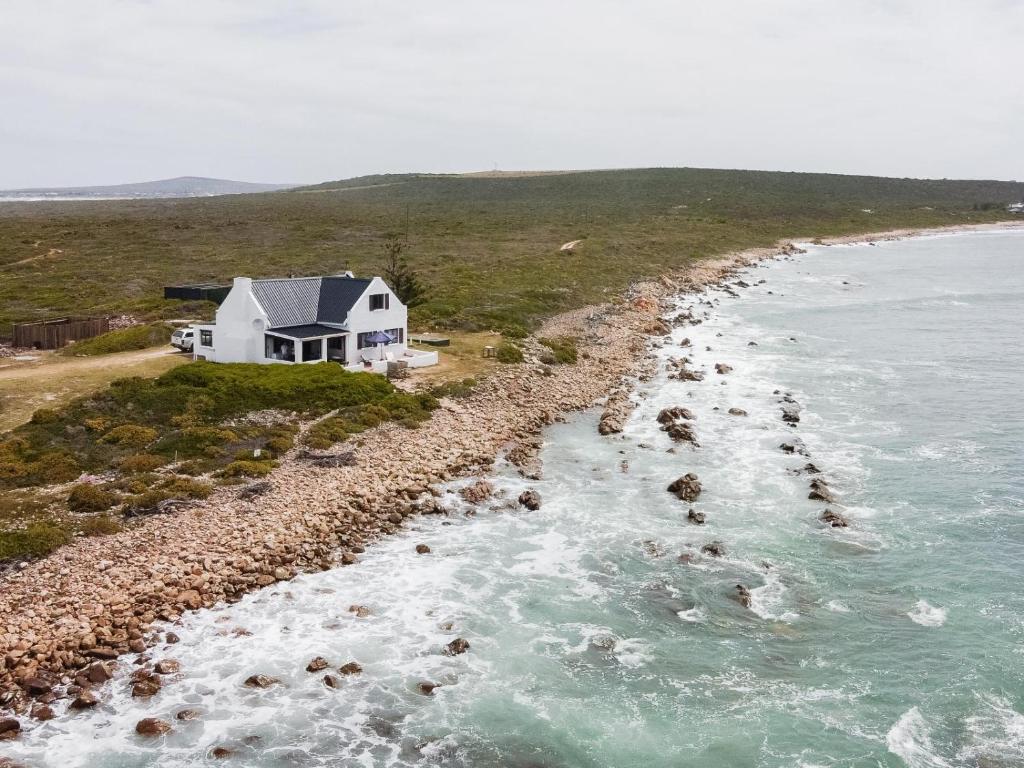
404 331 504 385
0 347 188 432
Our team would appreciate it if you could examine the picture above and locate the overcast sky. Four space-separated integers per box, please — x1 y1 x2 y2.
1 0 1022 188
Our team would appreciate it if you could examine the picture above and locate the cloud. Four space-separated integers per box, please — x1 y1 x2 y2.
1 0 1021 186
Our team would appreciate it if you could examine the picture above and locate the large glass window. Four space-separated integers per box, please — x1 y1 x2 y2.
369 293 389 311
385 327 404 344
301 338 323 362
327 336 346 363
199 329 213 347
265 334 295 362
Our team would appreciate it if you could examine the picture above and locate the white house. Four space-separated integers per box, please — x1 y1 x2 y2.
191 273 437 373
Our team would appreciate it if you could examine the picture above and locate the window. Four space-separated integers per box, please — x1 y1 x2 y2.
199 329 213 347
357 329 402 349
326 336 346 363
369 293 389 311
265 334 295 362
301 338 323 362
385 327 405 344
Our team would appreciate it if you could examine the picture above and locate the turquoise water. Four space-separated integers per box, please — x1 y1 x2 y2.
4 229 1023 767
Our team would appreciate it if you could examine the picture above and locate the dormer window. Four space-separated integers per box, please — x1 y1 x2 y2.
370 293 389 311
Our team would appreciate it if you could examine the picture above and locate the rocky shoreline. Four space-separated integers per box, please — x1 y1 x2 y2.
0 221 1018 726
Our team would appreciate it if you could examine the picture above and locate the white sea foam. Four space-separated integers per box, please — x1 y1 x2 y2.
886 707 954 768
825 600 850 613
907 600 947 627
958 693 1024 765
676 606 708 623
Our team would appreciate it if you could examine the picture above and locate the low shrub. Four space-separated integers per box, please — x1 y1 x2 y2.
219 460 275 478
99 424 158 446
0 522 72 561
59 323 174 357
429 378 477 400
67 483 117 512
495 343 524 364
159 476 214 499
79 516 123 537
501 324 530 339
539 336 578 364
119 453 167 473
30 409 60 425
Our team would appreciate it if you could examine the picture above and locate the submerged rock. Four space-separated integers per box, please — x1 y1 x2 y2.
700 541 726 557
322 675 339 689
0 717 20 741
459 480 494 504
808 479 837 503
417 681 439 695
175 708 201 721
338 662 362 675
154 659 180 675
415 543 431 554
820 509 849 527
687 509 706 525
657 406 695 423
69 691 99 710
735 584 752 608
668 473 702 502
715 363 733 375
727 407 748 416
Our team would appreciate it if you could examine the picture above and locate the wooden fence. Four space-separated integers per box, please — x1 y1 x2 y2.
12 317 109 350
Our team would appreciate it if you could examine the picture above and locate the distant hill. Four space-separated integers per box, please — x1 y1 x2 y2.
0 176 296 200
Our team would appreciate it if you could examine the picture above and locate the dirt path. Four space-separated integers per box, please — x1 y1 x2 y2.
0 347 187 431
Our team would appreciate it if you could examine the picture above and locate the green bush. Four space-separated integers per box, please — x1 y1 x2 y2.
429 378 477 399
495 343 524 364
79 516 123 537
99 424 158 446
30 409 60 425
67 483 117 512
160 476 214 498
60 323 174 356
0 522 72 561
119 453 167 473
219 460 275 478
539 336 578 364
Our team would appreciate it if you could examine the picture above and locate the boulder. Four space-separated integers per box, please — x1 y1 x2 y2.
700 541 726 557
69 691 99 709
154 659 180 675
340 552 358 565
667 473 702 502
348 604 372 618
415 543 431 554
735 584 752 608
417 682 438 695
84 662 112 684
443 638 470 656
30 704 54 721
808 479 836 503
211 747 235 759
663 421 699 445
338 661 362 675
306 657 330 673
21 676 51 696
165 632 180 644
715 363 733 374
242 674 280 689
820 509 849 528
727 408 747 416
686 509 706 525
175 708 201 721
657 407 694 424
322 675 339 689
518 490 542 510
0 717 20 741
459 480 494 504
132 680 161 698
781 406 801 424
135 718 172 737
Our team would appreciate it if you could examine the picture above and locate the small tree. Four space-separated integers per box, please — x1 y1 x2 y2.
382 237 427 308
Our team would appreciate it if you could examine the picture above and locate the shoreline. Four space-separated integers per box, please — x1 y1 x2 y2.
0 219 1020 717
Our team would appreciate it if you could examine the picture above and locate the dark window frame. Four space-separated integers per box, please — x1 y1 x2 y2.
199 329 213 347
369 293 389 311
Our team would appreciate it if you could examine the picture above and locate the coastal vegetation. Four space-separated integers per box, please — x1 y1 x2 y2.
58 322 175 356
0 361 438 560
2 168 1022 335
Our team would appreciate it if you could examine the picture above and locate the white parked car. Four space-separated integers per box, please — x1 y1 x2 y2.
170 328 195 352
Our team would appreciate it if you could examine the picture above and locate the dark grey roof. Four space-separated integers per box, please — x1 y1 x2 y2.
266 323 344 339
250 275 373 330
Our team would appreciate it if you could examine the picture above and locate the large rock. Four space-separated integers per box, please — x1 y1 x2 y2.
687 509 706 525
154 659 180 675
306 657 330 673
30 704 55 721
243 674 280 689
21 677 51 696
715 363 733 374
443 638 470 656
735 584 752 608
667 473 702 502
518 490 541 510
663 421 699 446
338 661 362 675
0 717 20 741
808 478 836 503
459 480 494 504
69 691 99 710
657 407 695 424
135 718 172 737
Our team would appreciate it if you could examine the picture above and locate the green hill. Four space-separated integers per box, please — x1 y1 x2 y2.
1 167 1020 335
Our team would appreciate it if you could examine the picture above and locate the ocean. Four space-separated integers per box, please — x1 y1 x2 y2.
4 228 1022 767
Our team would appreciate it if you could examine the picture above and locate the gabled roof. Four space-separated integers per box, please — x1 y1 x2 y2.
250 275 374 329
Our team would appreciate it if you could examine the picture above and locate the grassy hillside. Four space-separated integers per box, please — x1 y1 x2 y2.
1 167 1020 335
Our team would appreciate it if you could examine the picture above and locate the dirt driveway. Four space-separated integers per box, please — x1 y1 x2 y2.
0 347 187 432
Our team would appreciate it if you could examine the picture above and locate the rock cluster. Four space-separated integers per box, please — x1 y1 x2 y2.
667 474 702 503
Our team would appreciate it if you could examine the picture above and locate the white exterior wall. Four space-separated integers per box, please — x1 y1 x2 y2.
346 277 408 363
198 277 274 364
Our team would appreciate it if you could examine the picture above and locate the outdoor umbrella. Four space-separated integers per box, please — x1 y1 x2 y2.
365 330 395 360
